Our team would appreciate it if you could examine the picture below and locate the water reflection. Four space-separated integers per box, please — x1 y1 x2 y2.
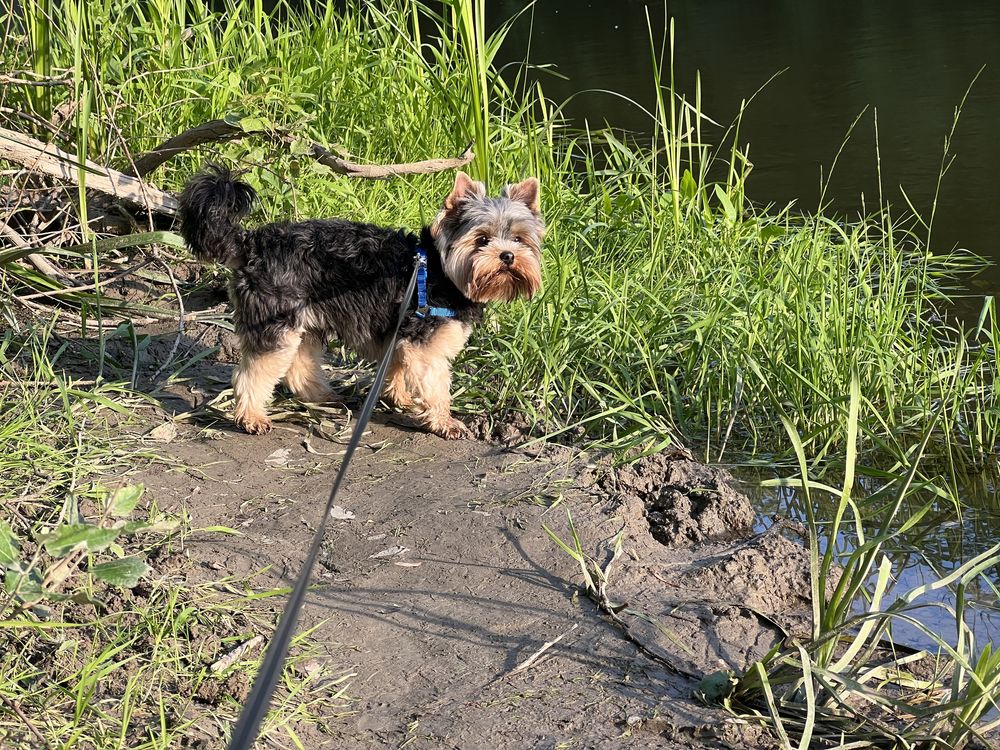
744 474 1000 649
492 0 1000 297
490 0 1000 647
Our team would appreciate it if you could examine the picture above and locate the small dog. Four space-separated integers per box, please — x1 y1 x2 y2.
178 166 544 438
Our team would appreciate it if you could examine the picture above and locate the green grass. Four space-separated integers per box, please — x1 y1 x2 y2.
725 375 1000 748
0 332 347 747
4 0 997 473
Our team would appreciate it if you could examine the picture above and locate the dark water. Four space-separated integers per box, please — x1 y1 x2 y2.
495 0 1000 299
490 2 1000 647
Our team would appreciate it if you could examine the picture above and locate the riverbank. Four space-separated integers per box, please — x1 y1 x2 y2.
3 0 1000 746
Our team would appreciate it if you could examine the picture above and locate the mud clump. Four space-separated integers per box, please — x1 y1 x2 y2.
603 451 755 546
694 533 823 613
195 671 252 704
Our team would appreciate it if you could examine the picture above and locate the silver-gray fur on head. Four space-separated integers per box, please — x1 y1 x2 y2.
431 172 545 303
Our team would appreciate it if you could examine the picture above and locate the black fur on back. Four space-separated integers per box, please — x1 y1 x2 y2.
178 164 257 266
178 166 483 356
232 220 483 355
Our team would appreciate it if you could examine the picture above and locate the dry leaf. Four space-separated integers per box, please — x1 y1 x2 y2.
369 546 408 559
329 505 355 520
147 421 178 443
265 448 292 466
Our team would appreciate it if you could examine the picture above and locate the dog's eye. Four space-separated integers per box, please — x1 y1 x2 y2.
475 235 490 247
513 235 522 244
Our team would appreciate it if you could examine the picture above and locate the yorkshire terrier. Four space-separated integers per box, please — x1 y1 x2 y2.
178 166 544 438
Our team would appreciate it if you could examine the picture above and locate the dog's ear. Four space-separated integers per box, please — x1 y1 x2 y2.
443 171 486 212
502 177 540 216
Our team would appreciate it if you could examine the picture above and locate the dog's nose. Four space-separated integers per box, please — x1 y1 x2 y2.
499 250 514 265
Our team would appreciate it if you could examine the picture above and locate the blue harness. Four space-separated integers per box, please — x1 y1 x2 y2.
414 247 457 319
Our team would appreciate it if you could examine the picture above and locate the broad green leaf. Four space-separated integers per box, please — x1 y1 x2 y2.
109 485 144 517
4 568 44 602
0 520 20 566
759 224 784 244
121 517 181 535
680 169 698 201
714 184 737 224
289 137 312 156
39 524 120 557
239 115 270 133
90 557 149 588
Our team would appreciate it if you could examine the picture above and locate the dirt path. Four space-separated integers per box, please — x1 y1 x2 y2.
133 383 814 749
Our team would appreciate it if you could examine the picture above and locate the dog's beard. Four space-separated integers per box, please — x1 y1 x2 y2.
464 252 542 302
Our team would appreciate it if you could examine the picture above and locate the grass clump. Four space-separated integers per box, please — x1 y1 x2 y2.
716 376 1000 748
0 333 347 747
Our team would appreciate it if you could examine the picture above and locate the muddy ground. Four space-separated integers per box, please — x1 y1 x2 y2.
92 320 833 750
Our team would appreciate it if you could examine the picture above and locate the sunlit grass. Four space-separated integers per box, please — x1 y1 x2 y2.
5 0 997 472
0 331 345 748
724 374 1000 748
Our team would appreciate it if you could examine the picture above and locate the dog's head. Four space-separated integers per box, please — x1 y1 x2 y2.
431 172 544 303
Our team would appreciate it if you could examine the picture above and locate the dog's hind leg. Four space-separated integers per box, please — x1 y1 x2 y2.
284 333 336 404
384 346 414 410
232 329 302 435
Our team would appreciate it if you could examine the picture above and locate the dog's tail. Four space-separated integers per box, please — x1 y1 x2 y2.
178 164 257 267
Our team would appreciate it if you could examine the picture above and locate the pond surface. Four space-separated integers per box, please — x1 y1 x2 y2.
490 1 1000 646
494 0 1000 300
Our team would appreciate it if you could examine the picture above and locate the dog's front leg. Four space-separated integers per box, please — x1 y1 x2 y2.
399 321 471 440
384 347 415 410
413 357 469 440
232 330 302 434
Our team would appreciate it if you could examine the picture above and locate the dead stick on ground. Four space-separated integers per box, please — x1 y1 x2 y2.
0 127 179 214
211 635 265 674
0 694 49 748
508 623 579 677
0 223 71 283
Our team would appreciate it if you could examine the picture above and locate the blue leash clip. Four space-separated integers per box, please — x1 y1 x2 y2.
415 247 457 318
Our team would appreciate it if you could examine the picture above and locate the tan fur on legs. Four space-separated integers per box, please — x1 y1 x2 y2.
397 321 471 439
232 330 302 434
284 333 336 403
384 348 414 409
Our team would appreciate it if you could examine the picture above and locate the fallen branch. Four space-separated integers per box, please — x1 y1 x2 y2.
0 71 72 87
0 224 71 284
127 115 475 179
125 118 248 177
0 127 179 215
211 634 264 674
287 136 475 180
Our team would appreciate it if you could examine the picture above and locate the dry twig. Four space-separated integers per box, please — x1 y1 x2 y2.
0 694 49 749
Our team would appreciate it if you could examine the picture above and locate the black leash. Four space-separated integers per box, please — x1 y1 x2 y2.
226 262 420 750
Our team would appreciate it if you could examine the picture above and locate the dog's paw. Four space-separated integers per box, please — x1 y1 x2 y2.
433 417 471 440
238 414 272 435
